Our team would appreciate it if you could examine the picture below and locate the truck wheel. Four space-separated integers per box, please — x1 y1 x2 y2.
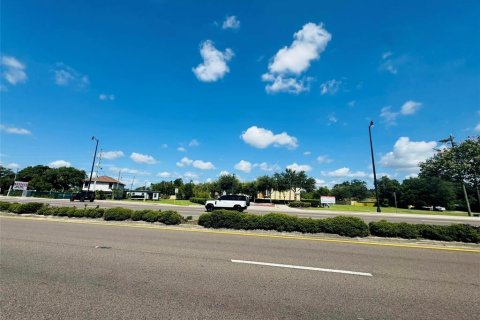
206 204 214 212
89 199 94 202
70 197 74 202
80 197 85 202
234 205 242 212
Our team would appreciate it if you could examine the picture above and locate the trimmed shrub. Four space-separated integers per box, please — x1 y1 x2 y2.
288 201 311 208
131 209 152 221
370 221 480 243
143 210 162 223
83 208 104 219
321 216 370 237
0 201 12 211
54 207 77 217
190 198 209 205
103 207 133 221
36 205 55 216
198 211 370 237
8 202 44 214
158 211 183 225
301 199 320 208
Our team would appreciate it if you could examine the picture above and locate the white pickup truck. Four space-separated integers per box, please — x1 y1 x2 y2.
205 194 250 212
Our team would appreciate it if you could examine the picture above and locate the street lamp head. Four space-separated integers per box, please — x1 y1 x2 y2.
369 120 374 128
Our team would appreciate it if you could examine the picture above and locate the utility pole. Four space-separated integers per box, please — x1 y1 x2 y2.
87 137 99 194
112 170 121 200
93 149 103 192
6 168 19 196
368 121 381 213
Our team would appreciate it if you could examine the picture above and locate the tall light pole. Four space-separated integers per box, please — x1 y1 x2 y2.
87 136 99 194
369 121 381 213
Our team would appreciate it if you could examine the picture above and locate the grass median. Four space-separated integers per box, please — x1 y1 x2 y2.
307 204 469 216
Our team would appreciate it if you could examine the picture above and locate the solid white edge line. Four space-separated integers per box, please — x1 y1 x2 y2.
231 259 373 277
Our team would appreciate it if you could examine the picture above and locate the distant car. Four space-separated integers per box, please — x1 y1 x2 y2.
70 191 95 202
205 194 250 212
434 206 446 212
421 206 433 211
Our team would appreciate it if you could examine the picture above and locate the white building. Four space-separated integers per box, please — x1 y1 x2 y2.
83 176 125 193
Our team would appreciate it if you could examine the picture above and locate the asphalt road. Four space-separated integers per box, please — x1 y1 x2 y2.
1 217 479 320
2 196 480 226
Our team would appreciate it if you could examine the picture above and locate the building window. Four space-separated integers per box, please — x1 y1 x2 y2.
109 183 113 189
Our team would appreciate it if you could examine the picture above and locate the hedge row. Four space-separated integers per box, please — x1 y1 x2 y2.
198 210 480 243
198 210 369 237
0 201 183 225
288 201 311 208
369 220 480 243
189 197 209 205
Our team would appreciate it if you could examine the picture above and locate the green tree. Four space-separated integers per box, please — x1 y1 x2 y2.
419 136 480 211
282 168 316 195
16 165 86 191
272 172 288 202
0 166 15 194
377 176 401 207
216 174 240 194
400 177 456 209
255 175 273 197
331 180 369 201
239 181 257 199
179 181 195 200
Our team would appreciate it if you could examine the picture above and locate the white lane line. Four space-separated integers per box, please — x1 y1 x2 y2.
231 259 373 277
420 220 453 224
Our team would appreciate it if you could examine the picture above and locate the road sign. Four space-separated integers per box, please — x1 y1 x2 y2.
13 181 28 191
320 196 336 204
175 188 178 194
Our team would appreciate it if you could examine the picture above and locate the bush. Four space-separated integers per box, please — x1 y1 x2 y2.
131 209 152 221
8 202 44 214
190 197 208 205
143 210 162 223
301 199 320 207
104 207 133 221
288 201 311 208
37 205 55 216
320 216 370 237
198 211 370 237
83 208 104 219
0 201 12 211
370 220 480 243
158 211 183 225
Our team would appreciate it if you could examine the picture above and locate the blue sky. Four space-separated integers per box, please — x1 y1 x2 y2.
1 0 479 188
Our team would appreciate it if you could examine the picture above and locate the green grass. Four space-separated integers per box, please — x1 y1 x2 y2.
122 199 199 206
308 204 469 217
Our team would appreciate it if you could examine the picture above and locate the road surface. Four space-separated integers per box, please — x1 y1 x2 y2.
1 196 479 226
1 216 479 319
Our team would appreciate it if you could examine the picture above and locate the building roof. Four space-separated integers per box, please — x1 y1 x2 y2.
84 176 125 185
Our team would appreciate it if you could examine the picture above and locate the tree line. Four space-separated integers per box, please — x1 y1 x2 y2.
1 136 478 211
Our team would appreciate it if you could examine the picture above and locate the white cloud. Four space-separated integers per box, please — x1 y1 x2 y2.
161 144 168 148
303 151 311 156
321 167 367 178
109 166 150 175
317 155 333 164
347 100 356 107
1 56 27 85
192 40 234 82
328 114 338 125
184 171 199 179
177 146 186 152
189 139 199 147
48 160 71 168
100 151 124 160
257 162 280 172
380 52 397 74
219 170 230 176
3 162 20 170
54 63 89 87
475 123 480 132
381 101 422 125
130 152 157 164
286 163 312 172
400 100 422 115
176 157 193 167
234 160 252 173
262 74 310 94
241 126 298 149
380 106 399 125
157 171 171 178
99 94 115 101
380 137 437 173
262 22 331 94
320 79 341 95
315 178 327 187
222 15 240 30
0 124 31 135
177 157 215 170
193 160 215 170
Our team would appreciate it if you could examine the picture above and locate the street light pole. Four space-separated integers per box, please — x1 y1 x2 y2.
87 136 99 194
369 121 381 213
